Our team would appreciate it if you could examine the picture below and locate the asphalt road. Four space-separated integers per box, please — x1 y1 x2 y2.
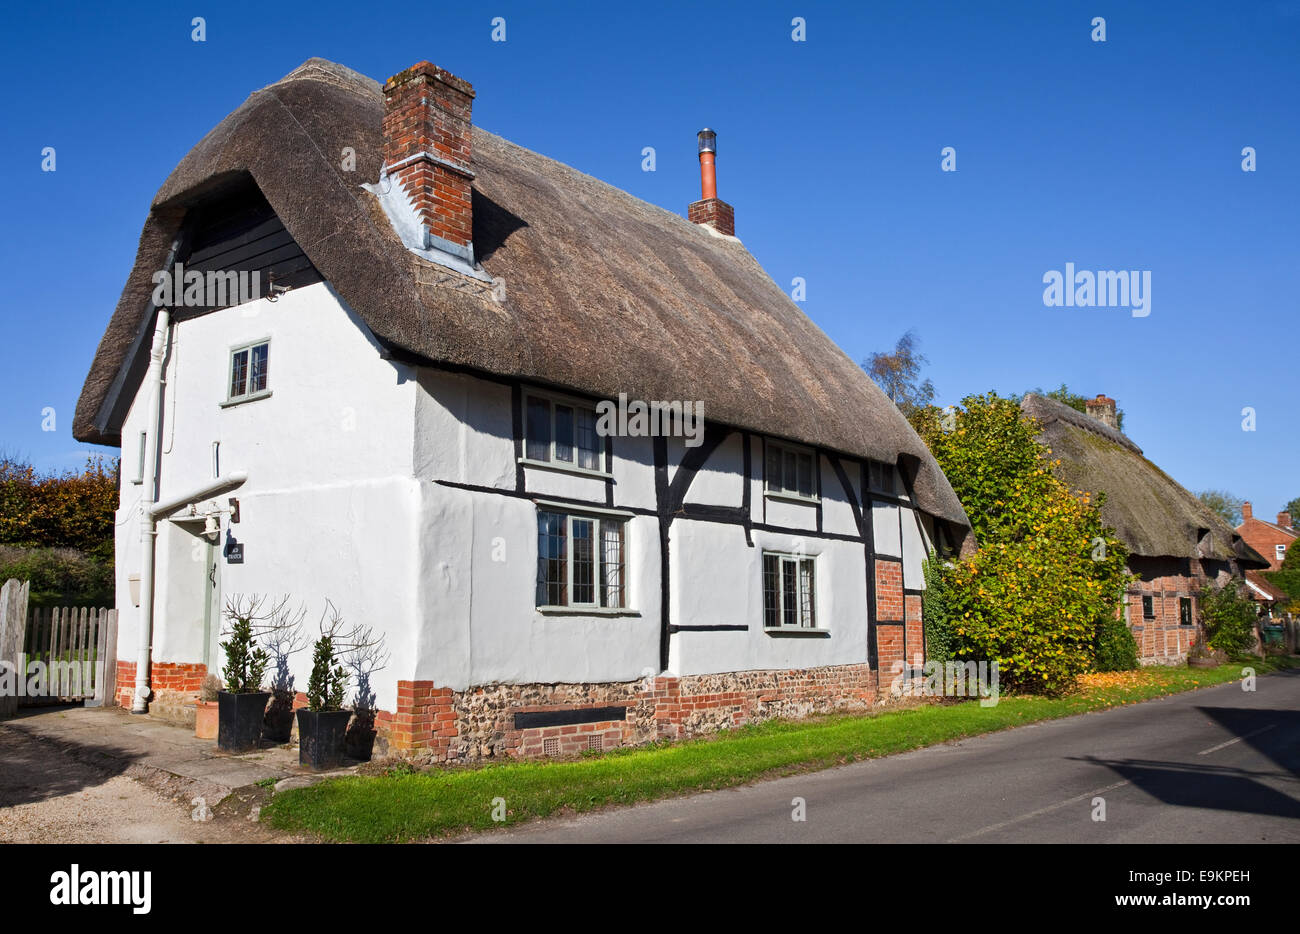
481 669 1300 843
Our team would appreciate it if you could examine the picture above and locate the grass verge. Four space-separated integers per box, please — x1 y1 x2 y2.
261 656 1298 842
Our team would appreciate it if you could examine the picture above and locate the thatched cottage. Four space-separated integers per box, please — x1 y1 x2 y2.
72 59 970 759
1021 393 1268 664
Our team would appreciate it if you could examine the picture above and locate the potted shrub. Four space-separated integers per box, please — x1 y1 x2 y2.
297 622 352 771
194 674 222 739
217 598 271 753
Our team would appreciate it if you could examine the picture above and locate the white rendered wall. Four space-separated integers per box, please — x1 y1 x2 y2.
113 278 939 704
113 282 421 712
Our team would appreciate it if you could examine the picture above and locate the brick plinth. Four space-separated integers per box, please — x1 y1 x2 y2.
113 660 207 724
376 662 884 763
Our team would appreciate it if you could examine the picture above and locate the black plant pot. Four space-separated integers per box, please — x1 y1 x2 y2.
297 708 353 771
217 691 271 753
263 691 296 744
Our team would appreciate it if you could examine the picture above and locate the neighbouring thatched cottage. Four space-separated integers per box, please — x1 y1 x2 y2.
1021 393 1268 664
72 59 970 760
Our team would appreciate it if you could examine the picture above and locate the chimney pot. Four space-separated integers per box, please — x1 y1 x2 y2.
688 127 734 237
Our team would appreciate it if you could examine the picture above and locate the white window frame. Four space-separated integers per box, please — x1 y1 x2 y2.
762 550 821 631
535 506 632 614
1277 544 1287 562
764 440 819 503
520 390 609 478
222 338 272 406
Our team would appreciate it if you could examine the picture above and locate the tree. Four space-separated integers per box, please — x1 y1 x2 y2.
1196 489 1244 527
1264 540 1300 611
912 394 1131 693
1199 579 1258 656
0 455 118 559
863 331 935 416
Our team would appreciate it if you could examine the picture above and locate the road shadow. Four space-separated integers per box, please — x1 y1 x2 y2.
1195 704 1300 775
0 706 145 808
1073 703 1300 821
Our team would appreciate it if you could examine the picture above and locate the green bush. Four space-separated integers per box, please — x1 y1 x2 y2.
1093 613 1139 671
1264 539 1300 613
1199 579 1258 657
0 545 113 608
913 394 1130 695
921 557 955 665
0 456 118 560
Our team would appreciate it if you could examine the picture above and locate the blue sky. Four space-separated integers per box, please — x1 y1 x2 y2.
1 0 1296 515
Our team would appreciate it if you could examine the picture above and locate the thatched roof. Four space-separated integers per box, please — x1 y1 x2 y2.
72 58 968 528
1022 394 1267 566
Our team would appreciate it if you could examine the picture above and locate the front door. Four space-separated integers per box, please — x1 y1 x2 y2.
202 541 221 672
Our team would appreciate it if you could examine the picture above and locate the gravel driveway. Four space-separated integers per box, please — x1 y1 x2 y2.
0 723 288 844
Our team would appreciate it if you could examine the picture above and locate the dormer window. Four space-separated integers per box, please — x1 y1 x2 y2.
523 393 603 473
765 441 816 500
868 460 897 496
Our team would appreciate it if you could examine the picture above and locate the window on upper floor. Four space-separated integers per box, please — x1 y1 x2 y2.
1142 595 1155 619
1277 544 1287 562
524 394 603 472
536 509 626 609
227 340 270 403
762 551 817 630
867 460 898 496
765 441 816 500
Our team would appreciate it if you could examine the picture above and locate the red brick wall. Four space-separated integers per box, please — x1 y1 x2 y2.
113 660 206 709
904 593 924 662
877 625 905 682
114 660 134 709
875 559 904 621
373 682 457 759
1127 572 1200 664
1238 516 1295 571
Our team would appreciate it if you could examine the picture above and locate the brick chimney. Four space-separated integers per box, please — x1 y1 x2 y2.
1084 394 1118 430
1242 501 1253 520
382 62 476 263
1279 511 1293 529
688 128 734 236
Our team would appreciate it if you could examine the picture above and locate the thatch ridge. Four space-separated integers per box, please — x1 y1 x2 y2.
1022 394 1266 566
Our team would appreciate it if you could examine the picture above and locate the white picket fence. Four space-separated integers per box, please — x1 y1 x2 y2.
0 579 118 715
23 605 118 705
